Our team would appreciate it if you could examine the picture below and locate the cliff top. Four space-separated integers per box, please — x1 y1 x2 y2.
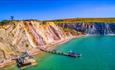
46 18 115 23
1 18 115 25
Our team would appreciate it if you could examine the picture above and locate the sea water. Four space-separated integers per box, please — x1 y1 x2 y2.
3 36 115 70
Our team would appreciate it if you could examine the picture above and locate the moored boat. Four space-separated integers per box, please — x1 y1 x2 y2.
67 51 81 58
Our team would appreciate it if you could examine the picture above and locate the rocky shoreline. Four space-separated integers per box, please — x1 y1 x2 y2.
0 34 85 68
0 20 85 68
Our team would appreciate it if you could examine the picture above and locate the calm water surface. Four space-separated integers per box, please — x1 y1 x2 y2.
3 36 115 70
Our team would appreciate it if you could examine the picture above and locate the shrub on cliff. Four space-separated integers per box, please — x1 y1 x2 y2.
0 20 10 25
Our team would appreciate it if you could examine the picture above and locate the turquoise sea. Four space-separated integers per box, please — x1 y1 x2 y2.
3 36 115 70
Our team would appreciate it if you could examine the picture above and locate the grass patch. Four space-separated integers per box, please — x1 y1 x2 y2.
46 18 115 24
0 20 10 25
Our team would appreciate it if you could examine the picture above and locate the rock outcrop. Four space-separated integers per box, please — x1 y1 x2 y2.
0 20 80 65
58 22 115 35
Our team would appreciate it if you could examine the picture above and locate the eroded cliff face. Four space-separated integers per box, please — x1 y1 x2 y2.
58 22 115 35
0 20 79 63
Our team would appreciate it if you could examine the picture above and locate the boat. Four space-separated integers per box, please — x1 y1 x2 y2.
67 51 81 58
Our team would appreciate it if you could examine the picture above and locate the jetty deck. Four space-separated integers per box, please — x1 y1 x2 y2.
39 48 81 58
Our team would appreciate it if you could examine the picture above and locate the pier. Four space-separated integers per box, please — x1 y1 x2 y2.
39 48 81 58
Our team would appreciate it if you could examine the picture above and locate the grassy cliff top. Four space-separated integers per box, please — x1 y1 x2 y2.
46 18 115 23
1 18 115 25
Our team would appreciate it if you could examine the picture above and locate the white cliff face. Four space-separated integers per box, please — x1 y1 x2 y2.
0 20 77 62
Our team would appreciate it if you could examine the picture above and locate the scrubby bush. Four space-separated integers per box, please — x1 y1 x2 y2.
0 20 10 25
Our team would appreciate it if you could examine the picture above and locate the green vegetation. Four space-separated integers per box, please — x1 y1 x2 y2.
0 20 10 25
46 18 115 23
0 18 115 25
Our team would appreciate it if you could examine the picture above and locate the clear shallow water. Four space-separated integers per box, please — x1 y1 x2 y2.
5 36 115 70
